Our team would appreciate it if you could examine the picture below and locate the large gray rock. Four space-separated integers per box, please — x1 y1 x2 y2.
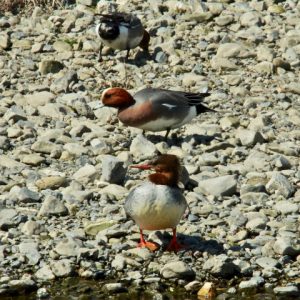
4 106 27 123
38 193 68 217
273 286 299 297
203 255 239 278
266 173 295 198
9 186 40 203
35 265 55 281
18 242 41 265
100 155 127 184
273 237 300 257
236 129 265 146
54 238 83 257
73 164 98 184
244 151 271 171
239 276 264 290
50 259 74 277
246 218 267 233
31 140 61 154
0 209 19 230
21 220 45 236
8 278 37 294
256 257 280 269
130 134 157 158
0 33 11 49
216 43 251 58
197 175 237 197
240 11 262 26
274 201 299 214
35 176 67 190
160 261 195 280
22 91 55 107
39 60 64 75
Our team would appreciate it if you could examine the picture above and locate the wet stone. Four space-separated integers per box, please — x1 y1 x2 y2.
160 261 195 280
203 255 239 279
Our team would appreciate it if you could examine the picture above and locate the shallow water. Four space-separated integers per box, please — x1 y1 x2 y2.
1 278 297 300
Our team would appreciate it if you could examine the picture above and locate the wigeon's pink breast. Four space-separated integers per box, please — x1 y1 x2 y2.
118 100 158 126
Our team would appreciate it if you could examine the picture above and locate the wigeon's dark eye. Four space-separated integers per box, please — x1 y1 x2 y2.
106 94 112 98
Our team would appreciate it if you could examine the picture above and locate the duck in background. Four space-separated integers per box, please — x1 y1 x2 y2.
124 154 187 252
101 87 212 139
95 12 150 61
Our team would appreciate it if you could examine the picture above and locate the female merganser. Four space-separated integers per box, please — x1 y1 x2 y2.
101 87 212 138
124 154 187 252
95 12 150 61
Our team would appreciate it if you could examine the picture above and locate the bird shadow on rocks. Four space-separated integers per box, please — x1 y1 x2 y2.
155 231 225 255
120 50 152 67
145 133 219 146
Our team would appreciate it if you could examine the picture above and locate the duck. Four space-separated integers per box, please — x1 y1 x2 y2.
95 12 150 61
124 154 187 252
100 87 212 139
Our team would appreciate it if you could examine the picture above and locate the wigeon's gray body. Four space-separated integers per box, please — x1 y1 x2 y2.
101 87 212 138
95 13 149 60
125 182 187 231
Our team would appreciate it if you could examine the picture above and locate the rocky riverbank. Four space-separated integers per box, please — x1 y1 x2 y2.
0 0 299 299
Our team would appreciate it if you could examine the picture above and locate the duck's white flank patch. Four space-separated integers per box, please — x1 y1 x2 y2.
105 25 129 50
161 103 177 109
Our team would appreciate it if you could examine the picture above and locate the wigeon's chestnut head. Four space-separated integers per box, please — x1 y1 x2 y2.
100 88 135 108
125 154 187 252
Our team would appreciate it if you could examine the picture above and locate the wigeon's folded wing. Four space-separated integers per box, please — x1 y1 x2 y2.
99 13 141 28
182 91 211 106
135 88 210 108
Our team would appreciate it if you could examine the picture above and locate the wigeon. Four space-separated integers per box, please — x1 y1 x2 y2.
125 154 187 252
100 87 212 138
95 12 150 61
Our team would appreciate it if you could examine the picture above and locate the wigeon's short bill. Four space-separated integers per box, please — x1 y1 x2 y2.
95 12 149 61
101 87 213 139
125 154 187 252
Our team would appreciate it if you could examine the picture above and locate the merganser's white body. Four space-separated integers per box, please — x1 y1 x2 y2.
124 182 187 230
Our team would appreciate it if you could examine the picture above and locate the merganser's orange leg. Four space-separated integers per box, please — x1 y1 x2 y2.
166 228 185 252
137 229 159 251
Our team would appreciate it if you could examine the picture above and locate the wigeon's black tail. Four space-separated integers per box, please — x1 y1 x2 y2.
184 91 214 115
139 30 150 51
196 102 214 115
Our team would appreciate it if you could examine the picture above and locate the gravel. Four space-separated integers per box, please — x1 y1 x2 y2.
0 0 299 298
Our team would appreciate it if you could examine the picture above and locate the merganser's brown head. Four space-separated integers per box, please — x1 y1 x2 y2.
130 154 180 187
